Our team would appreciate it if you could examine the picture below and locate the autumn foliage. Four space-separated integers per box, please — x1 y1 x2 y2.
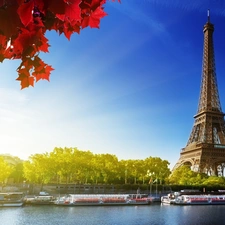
0 0 120 89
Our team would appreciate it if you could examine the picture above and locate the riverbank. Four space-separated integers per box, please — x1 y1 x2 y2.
1 183 167 196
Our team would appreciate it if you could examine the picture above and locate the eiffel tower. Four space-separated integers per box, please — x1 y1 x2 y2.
173 12 225 176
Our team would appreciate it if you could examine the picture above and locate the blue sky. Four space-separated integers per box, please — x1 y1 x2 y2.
1 0 225 169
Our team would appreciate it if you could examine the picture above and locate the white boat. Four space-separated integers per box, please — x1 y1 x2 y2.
161 192 179 204
25 195 56 205
55 194 151 206
161 195 175 204
0 192 24 207
174 194 225 205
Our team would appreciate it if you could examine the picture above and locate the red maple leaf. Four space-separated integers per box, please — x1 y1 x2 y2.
81 5 107 29
53 0 82 22
90 0 106 9
12 28 36 57
32 55 54 82
63 19 80 39
0 5 22 38
0 34 7 62
17 1 34 27
47 0 66 15
36 33 50 52
16 55 53 89
64 0 82 21
16 66 33 89
32 65 54 82
17 76 34 89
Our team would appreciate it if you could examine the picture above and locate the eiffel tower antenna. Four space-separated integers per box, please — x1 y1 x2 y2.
172 13 225 176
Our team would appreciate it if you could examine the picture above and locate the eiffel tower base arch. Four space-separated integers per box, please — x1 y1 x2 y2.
173 143 225 176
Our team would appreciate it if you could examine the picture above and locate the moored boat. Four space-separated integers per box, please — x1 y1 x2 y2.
0 192 24 207
25 195 56 205
55 194 151 206
174 194 225 205
210 196 225 205
161 195 175 204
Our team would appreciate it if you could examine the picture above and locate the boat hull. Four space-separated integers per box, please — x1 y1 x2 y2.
55 194 151 206
174 195 225 205
0 201 24 207
55 202 150 206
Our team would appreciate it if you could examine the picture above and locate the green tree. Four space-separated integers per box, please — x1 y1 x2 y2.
0 155 24 183
100 154 119 184
10 161 24 183
202 176 225 186
50 147 77 184
169 165 198 185
23 153 53 190
89 153 119 184
119 159 136 184
89 154 103 184
73 149 94 184
0 156 13 187
23 160 37 183
134 159 146 184
145 157 171 184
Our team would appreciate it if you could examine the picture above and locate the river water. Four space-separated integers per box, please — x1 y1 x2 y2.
1 204 224 225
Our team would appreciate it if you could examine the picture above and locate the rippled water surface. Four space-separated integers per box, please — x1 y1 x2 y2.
1 204 225 225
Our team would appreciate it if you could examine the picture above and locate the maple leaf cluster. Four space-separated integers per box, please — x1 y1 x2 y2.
0 0 120 89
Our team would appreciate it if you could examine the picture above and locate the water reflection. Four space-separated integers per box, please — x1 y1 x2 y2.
1 204 225 225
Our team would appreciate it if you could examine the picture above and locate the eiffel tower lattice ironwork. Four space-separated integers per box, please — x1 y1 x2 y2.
173 13 225 176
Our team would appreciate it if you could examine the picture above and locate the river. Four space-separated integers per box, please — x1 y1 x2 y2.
1 204 225 225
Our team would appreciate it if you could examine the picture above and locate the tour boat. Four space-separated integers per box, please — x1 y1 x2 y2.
54 194 151 206
0 192 24 207
174 195 225 205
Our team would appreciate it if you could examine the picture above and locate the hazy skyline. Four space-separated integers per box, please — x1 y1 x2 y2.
1 1 225 169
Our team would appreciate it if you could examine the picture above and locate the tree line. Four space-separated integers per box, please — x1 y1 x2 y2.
1 148 225 188
0 147 170 186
